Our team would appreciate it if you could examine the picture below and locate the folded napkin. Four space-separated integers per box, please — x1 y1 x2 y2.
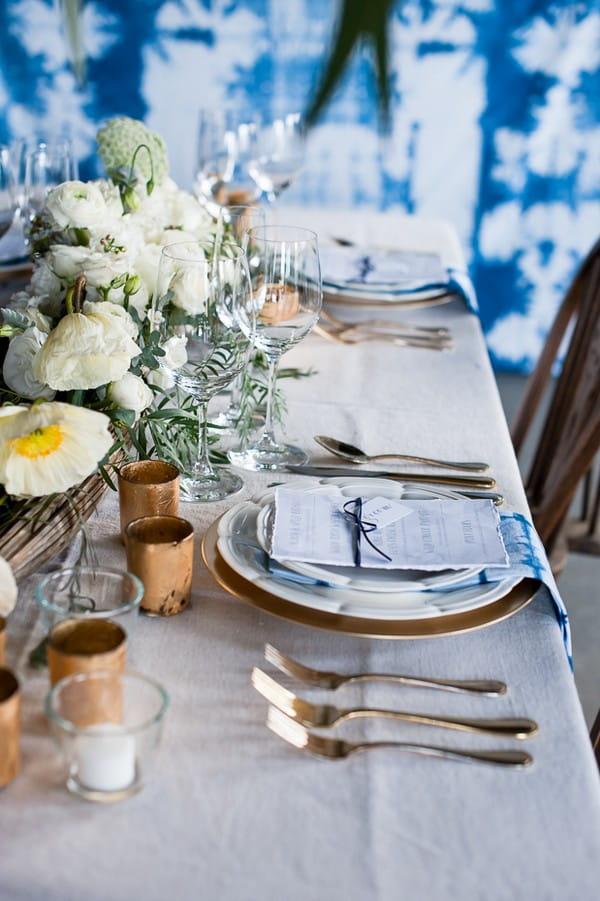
266 508 571 667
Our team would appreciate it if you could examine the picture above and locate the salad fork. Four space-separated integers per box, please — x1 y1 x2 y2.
252 668 538 738
264 644 507 696
267 707 533 767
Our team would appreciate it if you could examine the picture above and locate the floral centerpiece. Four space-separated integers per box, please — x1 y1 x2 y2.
0 116 222 599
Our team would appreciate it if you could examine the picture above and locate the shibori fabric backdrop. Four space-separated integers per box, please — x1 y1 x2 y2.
0 0 598 372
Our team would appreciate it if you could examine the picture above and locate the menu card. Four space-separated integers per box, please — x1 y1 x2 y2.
271 488 509 571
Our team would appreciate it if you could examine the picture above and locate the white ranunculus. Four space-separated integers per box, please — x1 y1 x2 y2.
133 244 163 297
168 189 214 234
44 180 110 230
147 335 187 390
169 266 209 315
108 372 153 414
0 555 18 616
83 301 139 339
35 310 140 391
3 327 56 400
0 402 113 497
94 178 123 219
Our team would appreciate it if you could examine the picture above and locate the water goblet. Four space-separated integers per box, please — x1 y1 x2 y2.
23 139 76 219
228 225 322 471
195 110 260 215
0 146 17 241
212 204 267 429
152 240 255 502
248 113 305 203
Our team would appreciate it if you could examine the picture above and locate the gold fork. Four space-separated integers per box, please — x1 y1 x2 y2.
252 668 538 738
319 308 450 337
264 644 507 696
267 707 533 767
313 323 453 351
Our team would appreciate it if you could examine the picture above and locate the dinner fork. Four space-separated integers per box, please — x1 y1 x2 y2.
264 644 507 696
267 707 533 767
314 323 453 351
319 308 450 337
252 669 538 738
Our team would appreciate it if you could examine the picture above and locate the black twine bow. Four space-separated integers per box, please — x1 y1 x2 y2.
343 497 392 567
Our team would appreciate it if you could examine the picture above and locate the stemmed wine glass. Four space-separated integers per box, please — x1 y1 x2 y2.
248 113 305 203
195 110 260 214
23 140 76 219
0 146 17 242
228 225 322 471
152 241 255 502
212 204 266 429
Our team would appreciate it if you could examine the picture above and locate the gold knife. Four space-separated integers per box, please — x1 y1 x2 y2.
285 464 496 489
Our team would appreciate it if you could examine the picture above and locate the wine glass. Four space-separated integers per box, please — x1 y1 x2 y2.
195 110 260 215
0 146 17 241
228 225 322 471
248 113 305 203
23 140 76 219
152 241 255 502
212 204 267 429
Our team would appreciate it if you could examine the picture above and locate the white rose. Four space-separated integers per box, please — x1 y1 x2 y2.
169 266 209 315
108 372 153 414
0 555 18 616
83 301 139 339
3 327 56 400
44 180 110 230
35 311 140 391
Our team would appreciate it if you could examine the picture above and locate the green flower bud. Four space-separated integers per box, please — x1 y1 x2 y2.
125 274 142 296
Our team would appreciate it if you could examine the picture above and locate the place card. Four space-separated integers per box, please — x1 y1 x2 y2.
271 488 509 571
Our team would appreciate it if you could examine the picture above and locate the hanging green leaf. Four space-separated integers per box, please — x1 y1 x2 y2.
305 0 398 130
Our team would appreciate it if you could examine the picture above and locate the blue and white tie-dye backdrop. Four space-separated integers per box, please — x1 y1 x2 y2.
0 0 598 371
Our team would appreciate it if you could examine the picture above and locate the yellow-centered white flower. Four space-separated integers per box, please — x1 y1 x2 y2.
0 402 113 497
35 306 140 391
0 555 18 616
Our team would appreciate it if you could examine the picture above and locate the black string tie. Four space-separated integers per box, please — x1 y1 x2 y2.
343 497 392 567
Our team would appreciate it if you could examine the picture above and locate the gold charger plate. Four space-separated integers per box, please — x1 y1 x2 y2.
201 518 540 639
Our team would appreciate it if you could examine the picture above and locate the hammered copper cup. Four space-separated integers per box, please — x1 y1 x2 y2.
0 668 20 788
118 460 180 543
125 515 194 616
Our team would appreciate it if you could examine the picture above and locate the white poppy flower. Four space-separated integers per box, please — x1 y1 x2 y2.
0 555 18 616
3 327 56 400
35 310 141 391
169 266 209 315
44 180 111 230
108 372 154 414
0 402 113 497
82 301 139 340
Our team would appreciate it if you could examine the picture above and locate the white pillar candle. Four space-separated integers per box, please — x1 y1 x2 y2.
75 723 136 792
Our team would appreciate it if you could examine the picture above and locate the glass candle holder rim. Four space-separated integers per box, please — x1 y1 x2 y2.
247 224 318 245
160 239 248 263
124 513 194 543
45 668 170 737
35 566 144 618
118 459 179 486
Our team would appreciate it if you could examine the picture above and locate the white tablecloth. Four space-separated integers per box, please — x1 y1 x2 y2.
2 212 599 901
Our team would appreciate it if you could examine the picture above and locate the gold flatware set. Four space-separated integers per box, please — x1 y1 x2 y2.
255 645 538 768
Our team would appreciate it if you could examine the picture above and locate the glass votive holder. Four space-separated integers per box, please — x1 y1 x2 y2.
35 567 143 641
0 667 20 788
45 670 169 803
125 515 194 616
118 460 180 543
46 618 127 687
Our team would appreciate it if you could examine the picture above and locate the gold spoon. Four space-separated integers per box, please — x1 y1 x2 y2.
314 435 489 472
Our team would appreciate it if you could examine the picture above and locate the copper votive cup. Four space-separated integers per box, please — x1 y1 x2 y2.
47 619 127 686
0 617 6 667
118 460 180 544
0 668 20 787
124 515 194 617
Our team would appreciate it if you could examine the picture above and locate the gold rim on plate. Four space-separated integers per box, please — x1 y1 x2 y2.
201 518 539 639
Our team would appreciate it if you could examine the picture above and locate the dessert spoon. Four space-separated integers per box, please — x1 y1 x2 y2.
314 435 489 472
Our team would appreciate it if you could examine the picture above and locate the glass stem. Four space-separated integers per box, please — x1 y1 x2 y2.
192 400 214 479
258 355 280 449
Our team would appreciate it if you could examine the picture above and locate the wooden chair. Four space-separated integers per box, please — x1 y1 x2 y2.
510 237 600 573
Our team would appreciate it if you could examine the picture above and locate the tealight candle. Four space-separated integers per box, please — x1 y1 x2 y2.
76 723 136 793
